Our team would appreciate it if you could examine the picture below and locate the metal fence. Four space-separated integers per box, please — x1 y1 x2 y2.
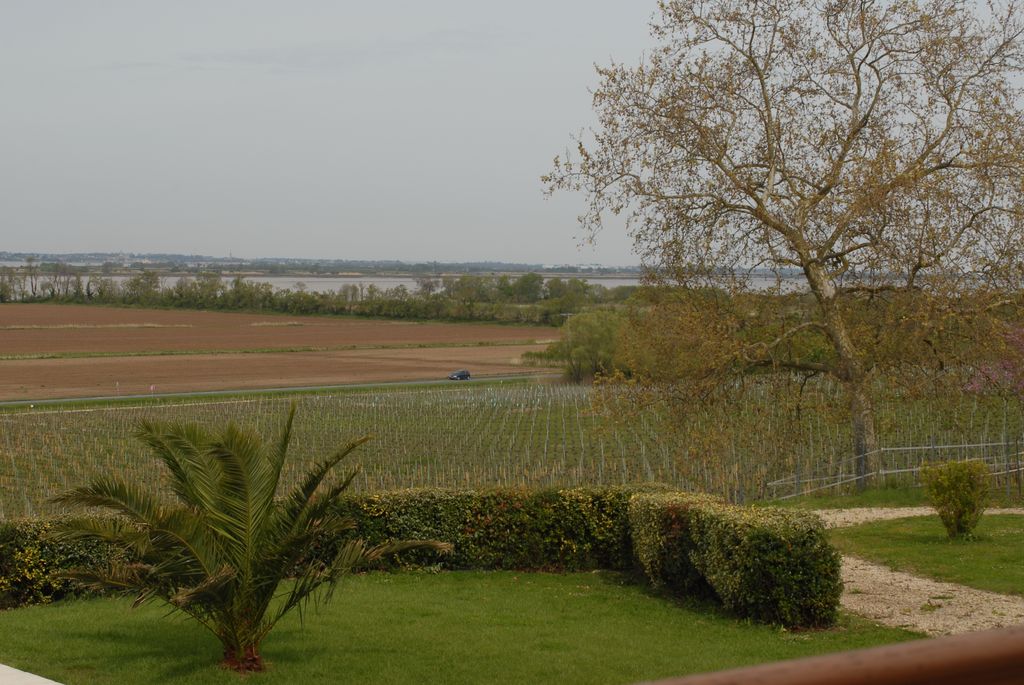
767 438 1024 500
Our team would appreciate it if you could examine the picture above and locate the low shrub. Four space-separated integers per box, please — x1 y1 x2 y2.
0 518 119 609
922 460 989 539
629 493 842 628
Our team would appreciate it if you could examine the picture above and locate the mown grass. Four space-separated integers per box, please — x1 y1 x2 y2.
0 571 917 685
766 485 931 510
829 514 1024 596
768 484 1023 509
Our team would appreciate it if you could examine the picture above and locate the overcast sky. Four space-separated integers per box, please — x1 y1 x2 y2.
0 2 660 265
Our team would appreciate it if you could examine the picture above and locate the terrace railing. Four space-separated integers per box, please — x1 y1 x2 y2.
641 624 1024 685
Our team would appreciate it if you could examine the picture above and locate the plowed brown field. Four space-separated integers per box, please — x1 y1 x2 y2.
0 304 557 400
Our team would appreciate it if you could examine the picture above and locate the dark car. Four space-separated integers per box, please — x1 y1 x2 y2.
447 369 471 380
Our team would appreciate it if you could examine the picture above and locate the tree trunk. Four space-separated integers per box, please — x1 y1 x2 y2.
849 381 878 491
222 642 264 673
802 259 878 489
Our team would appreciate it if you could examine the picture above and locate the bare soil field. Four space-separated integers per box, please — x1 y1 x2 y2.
0 304 552 355
0 305 556 400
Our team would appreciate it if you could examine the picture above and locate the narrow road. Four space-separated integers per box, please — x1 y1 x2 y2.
0 373 562 408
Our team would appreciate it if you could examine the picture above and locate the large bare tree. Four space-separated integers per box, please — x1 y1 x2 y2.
548 0 1024 477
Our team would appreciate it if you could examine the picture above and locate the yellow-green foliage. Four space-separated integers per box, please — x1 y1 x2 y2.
628 493 842 628
922 460 990 539
628 492 719 597
0 518 119 609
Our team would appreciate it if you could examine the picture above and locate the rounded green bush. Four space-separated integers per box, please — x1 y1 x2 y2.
921 460 989 539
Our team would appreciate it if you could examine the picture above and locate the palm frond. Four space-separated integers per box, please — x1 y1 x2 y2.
360 539 453 565
49 516 151 556
204 424 265 566
273 437 369 539
168 565 237 609
52 477 163 526
146 506 226 578
267 468 360 551
135 421 219 512
254 513 355 590
63 561 157 597
259 402 297 510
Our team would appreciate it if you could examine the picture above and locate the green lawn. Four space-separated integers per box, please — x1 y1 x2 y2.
766 485 931 510
0 571 916 685
829 514 1024 596
769 485 1023 510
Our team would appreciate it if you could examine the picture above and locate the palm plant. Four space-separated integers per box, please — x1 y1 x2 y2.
52 404 450 672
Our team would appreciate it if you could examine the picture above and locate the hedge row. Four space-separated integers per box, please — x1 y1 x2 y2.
0 518 120 609
629 493 842 627
325 486 664 571
0 486 660 609
0 487 841 627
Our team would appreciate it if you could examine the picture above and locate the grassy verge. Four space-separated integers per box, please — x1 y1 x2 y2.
0 339 552 362
767 485 1022 509
829 514 1024 596
0 571 916 685
0 376 549 412
765 486 931 510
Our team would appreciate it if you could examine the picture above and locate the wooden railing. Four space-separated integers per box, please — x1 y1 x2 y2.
639 625 1024 685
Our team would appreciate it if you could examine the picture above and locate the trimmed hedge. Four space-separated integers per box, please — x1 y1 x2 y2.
327 485 667 571
0 517 120 609
629 493 842 628
0 487 660 609
1 486 842 628
628 492 718 598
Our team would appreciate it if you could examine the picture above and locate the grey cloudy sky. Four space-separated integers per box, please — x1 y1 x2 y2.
1 2 659 265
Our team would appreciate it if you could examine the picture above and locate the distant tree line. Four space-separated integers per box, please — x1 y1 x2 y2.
0 263 635 325
0 251 640 277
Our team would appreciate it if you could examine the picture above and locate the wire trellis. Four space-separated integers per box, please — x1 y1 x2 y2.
2 383 1022 519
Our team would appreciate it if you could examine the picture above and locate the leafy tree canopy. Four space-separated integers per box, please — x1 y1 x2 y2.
548 0 1024 472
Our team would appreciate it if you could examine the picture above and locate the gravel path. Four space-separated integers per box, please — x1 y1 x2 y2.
813 506 1024 529
815 507 1024 636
